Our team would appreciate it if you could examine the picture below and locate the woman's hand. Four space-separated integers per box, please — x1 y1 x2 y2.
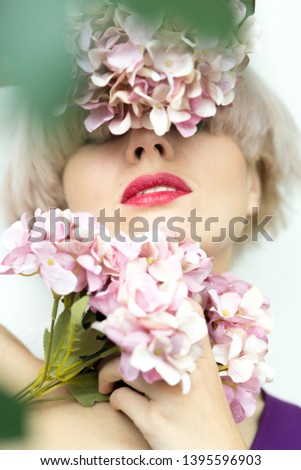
0 325 150 450
98 300 247 450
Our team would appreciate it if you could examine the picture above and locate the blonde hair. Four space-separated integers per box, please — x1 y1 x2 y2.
2 69 301 237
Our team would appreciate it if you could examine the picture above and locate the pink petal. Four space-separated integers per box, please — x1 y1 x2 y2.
212 344 229 366
235 389 257 420
237 16 262 53
191 96 217 118
240 285 264 311
229 398 246 423
79 22 92 52
108 112 132 135
88 48 105 69
139 67 162 82
84 105 114 132
168 108 191 123
122 331 151 351
120 353 140 382
0 265 14 274
147 40 194 77
148 259 179 283
220 292 241 317
123 15 161 46
106 43 143 73
232 1 247 24
89 281 121 316
91 72 113 87
77 255 102 275
180 315 208 343
207 83 224 106
86 271 107 293
229 357 254 383
31 242 56 263
150 106 169 136
229 333 244 358
156 359 182 386
244 335 267 356
142 369 162 384
175 123 198 138
130 345 156 372
40 263 78 296
77 55 94 74
1 219 29 250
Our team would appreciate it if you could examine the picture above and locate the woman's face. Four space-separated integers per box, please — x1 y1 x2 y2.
63 129 259 272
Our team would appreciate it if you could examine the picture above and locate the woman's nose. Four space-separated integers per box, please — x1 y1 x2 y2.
125 129 175 164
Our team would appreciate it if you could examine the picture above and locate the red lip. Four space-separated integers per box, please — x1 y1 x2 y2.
121 172 192 207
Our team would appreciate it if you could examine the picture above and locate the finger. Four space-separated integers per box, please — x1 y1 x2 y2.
98 357 150 395
186 298 213 354
187 297 205 318
98 356 122 394
109 386 151 434
98 355 179 400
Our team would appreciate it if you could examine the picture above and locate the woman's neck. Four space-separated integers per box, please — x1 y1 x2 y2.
211 245 233 274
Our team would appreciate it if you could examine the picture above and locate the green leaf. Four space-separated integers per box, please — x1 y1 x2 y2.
71 328 106 358
63 292 76 309
43 307 81 379
0 0 71 112
122 0 236 40
71 296 89 326
43 296 88 364
45 296 106 381
43 307 71 361
82 308 104 329
43 328 50 360
68 372 110 407
0 388 25 440
70 296 106 357
241 0 256 18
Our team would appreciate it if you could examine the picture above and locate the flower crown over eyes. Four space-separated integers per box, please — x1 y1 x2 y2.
67 0 261 138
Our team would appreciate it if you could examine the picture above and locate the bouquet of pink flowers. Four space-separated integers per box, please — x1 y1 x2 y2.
0 209 274 422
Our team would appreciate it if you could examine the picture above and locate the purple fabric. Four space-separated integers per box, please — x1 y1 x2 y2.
251 390 301 450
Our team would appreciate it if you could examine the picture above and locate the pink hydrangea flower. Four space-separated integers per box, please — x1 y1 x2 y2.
201 273 275 421
223 374 261 422
0 213 37 275
0 209 100 295
93 299 207 394
66 0 261 137
30 242 78 295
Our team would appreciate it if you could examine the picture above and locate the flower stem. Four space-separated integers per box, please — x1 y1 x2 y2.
13 379 36 401
26 395 74 405
38 293 61 389
22 379 63 404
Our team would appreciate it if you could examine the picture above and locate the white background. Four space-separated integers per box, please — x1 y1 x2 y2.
0 1 301 406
